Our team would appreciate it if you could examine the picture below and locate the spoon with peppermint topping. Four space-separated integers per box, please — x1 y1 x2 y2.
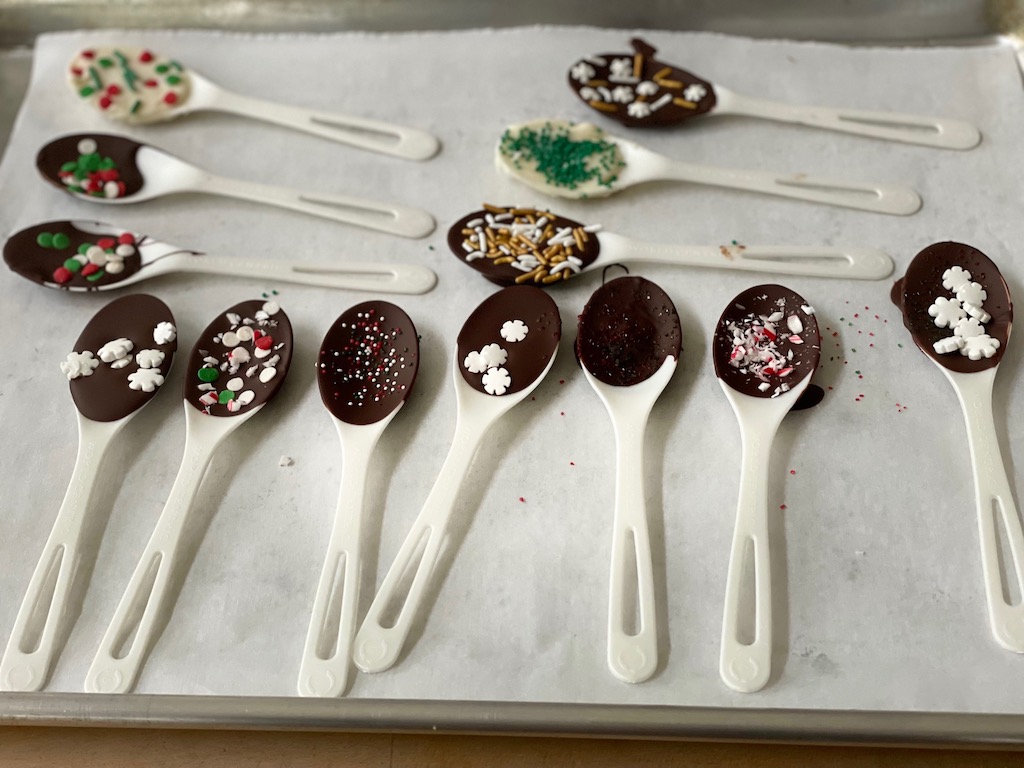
713 284 821 693
497 119 921 215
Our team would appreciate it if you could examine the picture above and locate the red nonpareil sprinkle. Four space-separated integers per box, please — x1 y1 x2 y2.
559 379 565 384
99 96 112 109
789 469 796 475
140 50 154 63
780 504 787 511
107 84 121 96
164 92 178 105
570 461 575 466
560 411 565 416
519 497 525 503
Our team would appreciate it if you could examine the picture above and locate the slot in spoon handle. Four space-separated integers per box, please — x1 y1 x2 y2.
944 367 1024 652
716 88 980 150
1 415 125 692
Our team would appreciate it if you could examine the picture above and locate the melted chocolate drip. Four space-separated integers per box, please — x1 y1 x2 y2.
567 38 717 128
68 294 176 422
4 220 142 290
577 276 681 387
318 301 419 426
456 286 561 396
892 241 1012 372
713 284 821 399
36 133 145 198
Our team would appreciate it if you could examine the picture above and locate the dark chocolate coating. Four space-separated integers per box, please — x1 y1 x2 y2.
892 241 1011 372
577 276 681 387
457 286 561 396
447 206 601 287
318 301 419 426
568 38 717 128
713 284 821 398
68 294 176 422
184 300 293 416
36 133 144 198
4 220 142 290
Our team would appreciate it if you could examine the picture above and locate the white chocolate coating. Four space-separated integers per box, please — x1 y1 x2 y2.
68 46 191 124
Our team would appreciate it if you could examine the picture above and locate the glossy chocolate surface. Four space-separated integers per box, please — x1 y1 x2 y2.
318 301 419 426
36 133 145 199
4 220 142 290
577 276 681 387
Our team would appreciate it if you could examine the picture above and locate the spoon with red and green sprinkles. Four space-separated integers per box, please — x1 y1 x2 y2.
68 45 440 160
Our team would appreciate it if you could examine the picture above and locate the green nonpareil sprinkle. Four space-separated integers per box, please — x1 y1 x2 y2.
89 66 103 91
498 122 624 191
166 75 181 85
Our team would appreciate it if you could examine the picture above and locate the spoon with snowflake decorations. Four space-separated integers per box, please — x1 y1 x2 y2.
448 204 893 287
354 286 561 674
0 295 176 692
299 301 420 697
713 285 821 693
567 38 980 150
497 119 920 215
4 220 437 294
85 299 293 694
36 134 435 238
892 242 1023 652
577 276 681 684
67 45 440 160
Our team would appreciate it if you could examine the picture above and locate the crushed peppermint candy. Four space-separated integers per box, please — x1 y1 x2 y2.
725 306 810 398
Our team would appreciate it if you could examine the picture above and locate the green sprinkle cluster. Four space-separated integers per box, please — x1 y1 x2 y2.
499 122 624 191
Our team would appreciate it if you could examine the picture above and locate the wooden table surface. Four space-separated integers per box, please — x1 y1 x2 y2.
2 728 1023 767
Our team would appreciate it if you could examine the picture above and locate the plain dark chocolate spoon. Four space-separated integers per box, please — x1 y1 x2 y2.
299 301 420 698
893 241 1023 652
85 300 293 694
712 284 821 693
354 286 561 674
448 205 893 287
0 295 176 692
568 38 980 149
577 276 681 684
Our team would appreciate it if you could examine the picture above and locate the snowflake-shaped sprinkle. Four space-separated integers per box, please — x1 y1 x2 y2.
953 316 984 339
500 320 529 343
135 349 165 369
964 303 992 324
127 368 165 392
610 85 634 103
956 281 987 307
110 357 131 369
482 367 512 396
942 265 972 292
609 58 635 81
928 296 965 329
683 83 707 102
579 86 598 101
961 334 1000 360
60 350 99 380
635 80 659 97
570 61 596 83
479 343 508 368
153 321 176 344
627 101 652 118
98 337 134 363
933 336 965 355
464 350 487 374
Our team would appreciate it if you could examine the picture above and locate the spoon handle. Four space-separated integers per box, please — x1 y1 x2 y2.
0 415 125 692
299 417 392 697
195 172 435 239
598 232 893 281
84 407 233 694
151 252 437 294
203 87 440 161
715 88 980 150
656 157 920 215
944 367 1024 652
354 416 487 674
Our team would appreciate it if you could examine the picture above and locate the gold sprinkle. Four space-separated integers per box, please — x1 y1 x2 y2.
493 256 514 265
633 53 643 78
656 78 683 89
652 66 672 80
588 100 617 112
673 98 697 109
573 227 585 251
482 203 504 213
585 79 609 87
542 274 563 284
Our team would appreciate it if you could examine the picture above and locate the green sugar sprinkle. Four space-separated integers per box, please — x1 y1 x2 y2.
155 63 169 74
166 75 181 85
498 122 624 191
98 57 114 68
130 99 142 114
78 85 94 98
89 66 103 91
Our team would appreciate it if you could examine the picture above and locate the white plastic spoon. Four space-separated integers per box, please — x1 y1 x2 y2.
893 241 1024 652
67 45 440 160
84 299 292 694
299 301 420 697
4 220 437 295
37 134 436 239
713 285 821 693
577 276 681 683
0 295 177 692
498 120 921 215
353 286 561 673
448 205 893 287
568 39 980 150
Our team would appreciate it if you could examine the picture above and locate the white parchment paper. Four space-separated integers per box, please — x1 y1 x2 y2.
1 28 1023 713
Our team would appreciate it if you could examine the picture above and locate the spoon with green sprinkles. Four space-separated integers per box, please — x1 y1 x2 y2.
496 119 921 215
68 45 440 160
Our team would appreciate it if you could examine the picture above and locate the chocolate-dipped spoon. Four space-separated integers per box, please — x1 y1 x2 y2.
577 276 681 684
299 302 420 697
4 220 437 294
36 134 436 238
448 204 893 286
68 45 439 160
713 285 821 693
498 119 920 215
893 242 1023 652
0 295 176 692
354 286 561 673
568 38 980 149
85 299 293 694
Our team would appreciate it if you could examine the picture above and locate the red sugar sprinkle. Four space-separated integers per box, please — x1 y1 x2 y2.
82 50 95 59
560 411 565 416
107 84 121 95
140 50 154 63
144 79 158 88
854 313 859 318
518 497 525 503
559 379 565 384
780 504 787 511
98 96 112 109
789 469 796 475
164 92 178 105
570 461 575 466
